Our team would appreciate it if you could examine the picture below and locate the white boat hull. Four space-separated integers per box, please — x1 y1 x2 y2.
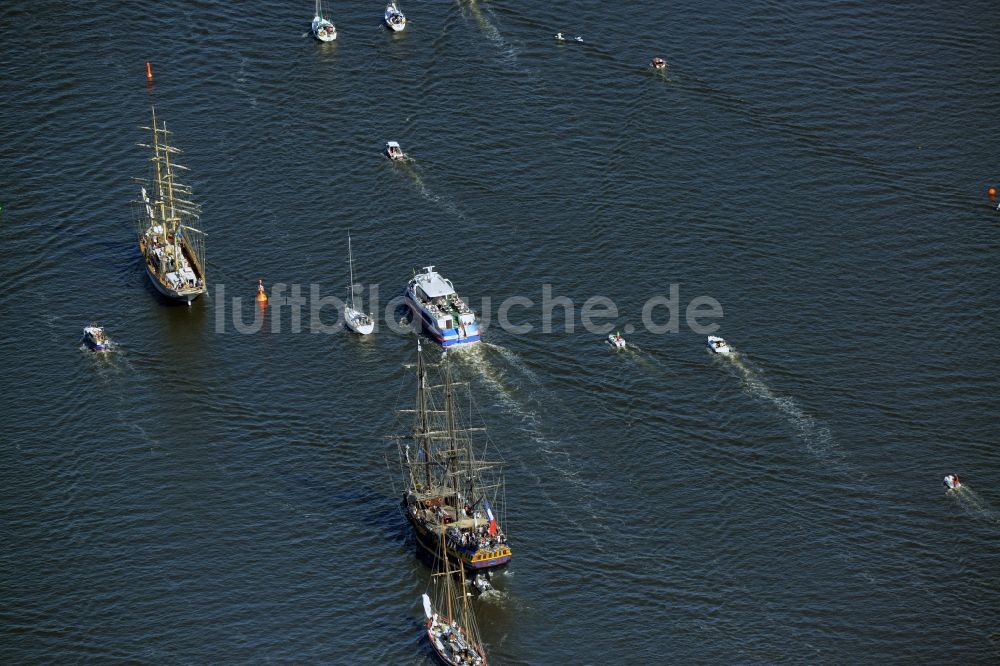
384 3 406 31
405 292 480 348
312 16 336 41
707 336 730 354
345 307 374 335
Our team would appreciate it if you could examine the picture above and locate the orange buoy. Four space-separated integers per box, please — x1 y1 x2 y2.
989 186 997 200
146 62 153 82
256 279 268 304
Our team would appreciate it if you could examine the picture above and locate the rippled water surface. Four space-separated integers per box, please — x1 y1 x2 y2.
2 0 999 662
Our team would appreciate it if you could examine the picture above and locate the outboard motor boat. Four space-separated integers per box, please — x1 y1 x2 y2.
472 573 493 593
82 325 111 351
608 332 626 350
943 474 961 490
707 335 731 354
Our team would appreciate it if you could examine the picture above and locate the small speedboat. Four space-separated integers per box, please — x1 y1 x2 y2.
384 1 406 32
707 335 730 354
608 332 627 350
944 474 962 490
311 0 337 42
651 57 666 70
555 32 565 41
385 140 407 161
82 325 111 351
574 35 583 43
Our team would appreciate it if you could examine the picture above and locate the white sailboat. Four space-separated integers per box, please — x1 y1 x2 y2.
344 232 374 335
311 0 337 42
384 2 406 32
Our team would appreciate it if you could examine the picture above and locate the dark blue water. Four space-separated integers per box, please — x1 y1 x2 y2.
2 0 999 662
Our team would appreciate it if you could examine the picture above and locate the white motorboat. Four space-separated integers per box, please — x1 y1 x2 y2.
82 325 111 351
343 232 374 335
405 266 481 348
943 474 962 490
555 32 565 41
608 332 626 350
707 335 730 354
384 2 406 32
311 0 337 42
651 57 667 70
385 140 406 161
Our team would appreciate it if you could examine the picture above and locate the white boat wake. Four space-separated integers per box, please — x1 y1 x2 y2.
396 164 469 223
447 343 613 548
458 0 521 69
722 352 853 476
948 484 999 524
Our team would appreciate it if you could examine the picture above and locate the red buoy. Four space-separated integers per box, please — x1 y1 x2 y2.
989 186 997 201
146 62 154 82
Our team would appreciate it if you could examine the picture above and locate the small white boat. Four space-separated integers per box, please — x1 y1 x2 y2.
574 35 583 43
384 1 406 32
608 332 626 350
385 140 406 161
555 32 565 41
651 57 666 70
707 335 730 354
82 325 111 351
311 0 337 42
944 474 962 490
344 232 374 336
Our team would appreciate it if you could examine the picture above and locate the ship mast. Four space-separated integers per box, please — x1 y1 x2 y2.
415 342 433 491
443 360 463 505
347 231 357 311
149 108 168 261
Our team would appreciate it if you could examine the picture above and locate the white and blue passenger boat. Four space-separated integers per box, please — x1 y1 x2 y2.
405 266 481 348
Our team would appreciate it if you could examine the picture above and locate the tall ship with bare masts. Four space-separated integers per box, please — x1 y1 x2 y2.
391 342 512 589
133 108 207 304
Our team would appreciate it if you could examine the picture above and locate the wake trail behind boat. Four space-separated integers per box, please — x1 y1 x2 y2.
949 485 1000 525
396 164 468 223
722 352 853 477
459 0 521 69
448 343 613 547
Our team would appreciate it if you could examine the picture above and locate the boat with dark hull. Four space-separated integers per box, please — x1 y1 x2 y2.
133 108 206 304
392 342 511 574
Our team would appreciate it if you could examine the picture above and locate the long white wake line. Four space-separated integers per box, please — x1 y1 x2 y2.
722 352 856 478
398 165 469 223
459 0 521 69
948 485 1000 525
447 343 613 547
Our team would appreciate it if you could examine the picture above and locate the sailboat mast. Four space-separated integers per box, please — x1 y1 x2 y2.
416 344 432 491
150 109 168 256
444 361 461 502
442 538 454 622
347 231 357 310
161 122 178 235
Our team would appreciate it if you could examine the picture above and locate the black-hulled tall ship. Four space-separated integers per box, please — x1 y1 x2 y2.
133 107 207 303
393 342 512 574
